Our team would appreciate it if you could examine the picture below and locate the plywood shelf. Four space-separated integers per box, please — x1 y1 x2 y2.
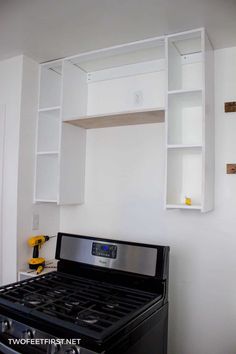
65 108 165 129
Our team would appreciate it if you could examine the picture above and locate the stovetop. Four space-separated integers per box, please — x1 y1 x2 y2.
0 271 162 341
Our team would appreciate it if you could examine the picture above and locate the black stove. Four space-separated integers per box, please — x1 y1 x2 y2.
0 233 169 354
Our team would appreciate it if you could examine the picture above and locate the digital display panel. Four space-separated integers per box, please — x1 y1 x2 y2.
92 242 117 259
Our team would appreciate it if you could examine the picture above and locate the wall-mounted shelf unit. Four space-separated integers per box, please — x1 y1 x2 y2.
165 28 214 212
35 37 167 205
34 60 86 205
34 28 214 211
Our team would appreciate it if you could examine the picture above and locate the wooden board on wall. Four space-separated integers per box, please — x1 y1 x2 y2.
225 102 236 113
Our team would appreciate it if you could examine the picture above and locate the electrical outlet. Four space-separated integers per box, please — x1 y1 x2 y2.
134 91 143 106
32 214 39 230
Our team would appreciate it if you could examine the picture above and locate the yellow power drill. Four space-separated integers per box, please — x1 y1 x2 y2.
28 235 56 273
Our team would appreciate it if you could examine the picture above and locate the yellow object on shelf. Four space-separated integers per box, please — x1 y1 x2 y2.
185 197 192 206
36 265 44 274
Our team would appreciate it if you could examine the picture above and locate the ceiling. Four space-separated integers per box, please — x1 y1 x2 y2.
0 0 236 63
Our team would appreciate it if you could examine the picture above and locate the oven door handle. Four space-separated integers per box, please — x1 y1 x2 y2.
0 340 21 354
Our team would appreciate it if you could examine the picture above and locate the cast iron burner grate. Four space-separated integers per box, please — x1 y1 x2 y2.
0 272 161 340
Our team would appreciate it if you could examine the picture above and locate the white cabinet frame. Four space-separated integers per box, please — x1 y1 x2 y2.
34 28 214 211
165 28 214 212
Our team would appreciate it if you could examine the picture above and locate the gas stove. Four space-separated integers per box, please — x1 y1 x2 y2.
0 233 169 354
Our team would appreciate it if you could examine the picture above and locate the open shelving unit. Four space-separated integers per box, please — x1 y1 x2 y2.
35 61 62 203
35 37 167 205
34 28 214 211
165 28 214 212
34 60 86 205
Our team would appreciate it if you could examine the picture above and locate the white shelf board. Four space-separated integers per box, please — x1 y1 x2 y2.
41 59 63 69
65 107 165 129
87 59 165 83
38 106 61 112
168 88 202 95
37 151 59 155
166 204 202 210
34 199 58 203
68 37 165 72
167 144 202 149
167 28 203 56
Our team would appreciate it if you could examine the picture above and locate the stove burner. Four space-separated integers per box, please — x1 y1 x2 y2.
54 289 67 295
106 301 119 309
47 288 68 298
23 294 45 306
65 300 80 308
76 312 99 325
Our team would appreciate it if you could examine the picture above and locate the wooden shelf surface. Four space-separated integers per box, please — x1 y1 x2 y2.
64 108 165 129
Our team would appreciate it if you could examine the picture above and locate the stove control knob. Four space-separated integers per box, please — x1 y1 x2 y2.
1 319 11 333
66 346 80 354
49 343 61 354
21 329 35 339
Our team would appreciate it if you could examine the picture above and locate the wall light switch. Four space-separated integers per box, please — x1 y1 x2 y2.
226 164 236 174
32 214 39 230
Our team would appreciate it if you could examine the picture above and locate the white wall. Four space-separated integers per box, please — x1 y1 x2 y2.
0 104 6 284
0 56 23 284
60 46 236 354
